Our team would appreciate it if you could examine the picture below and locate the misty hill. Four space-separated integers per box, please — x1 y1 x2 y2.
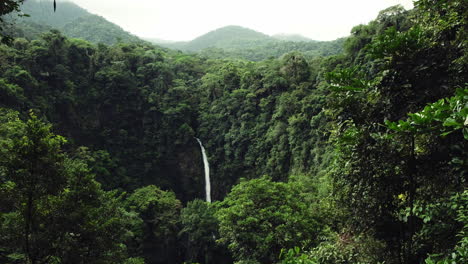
154 25 345 61
7 0 143 45
167 25 273 51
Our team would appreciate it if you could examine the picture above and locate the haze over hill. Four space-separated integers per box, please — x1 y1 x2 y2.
68 0 414 42
272 33 315 42
7 1 345 61
150 26 318 50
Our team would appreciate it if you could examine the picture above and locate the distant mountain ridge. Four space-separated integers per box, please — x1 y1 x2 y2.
8 1 345 60
151 25 345 61
151 26 278 51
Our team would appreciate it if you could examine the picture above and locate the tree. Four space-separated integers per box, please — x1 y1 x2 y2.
0 109 130 263
180 199 228 264
124 185 182 264
0 0 26 43
0 110 67 263
325 1 467 262
280 52 311 84
216 176 323 263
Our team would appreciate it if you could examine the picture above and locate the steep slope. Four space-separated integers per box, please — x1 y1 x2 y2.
19 0 89 28
61 15 143 45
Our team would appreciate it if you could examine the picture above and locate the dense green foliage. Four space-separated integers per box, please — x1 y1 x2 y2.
196 52 332 196
321 1 467 263
124 185 182 264
0 29 208 201
216 177 322 263
0 111 131 263
0 0 466 264
180 200 229 264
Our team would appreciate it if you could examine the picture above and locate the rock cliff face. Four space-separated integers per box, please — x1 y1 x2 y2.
173 143 205 203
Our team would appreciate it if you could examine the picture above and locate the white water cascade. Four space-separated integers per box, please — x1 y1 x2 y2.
196 138 211 203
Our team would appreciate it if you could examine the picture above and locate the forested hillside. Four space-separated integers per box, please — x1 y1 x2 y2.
3 0 143 45
0 1 466 264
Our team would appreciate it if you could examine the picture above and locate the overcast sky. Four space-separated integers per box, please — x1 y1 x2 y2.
65 0 414 41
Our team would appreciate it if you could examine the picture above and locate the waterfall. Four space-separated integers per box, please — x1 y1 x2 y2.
196 138 211 203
